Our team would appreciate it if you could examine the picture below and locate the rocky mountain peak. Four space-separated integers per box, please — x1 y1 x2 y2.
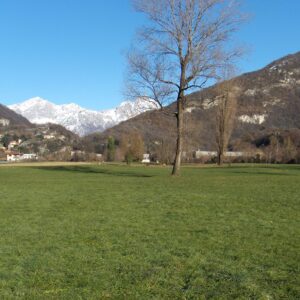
9 97 158 136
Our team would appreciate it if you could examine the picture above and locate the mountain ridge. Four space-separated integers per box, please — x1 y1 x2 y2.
9 97 159 136
0 103 32 127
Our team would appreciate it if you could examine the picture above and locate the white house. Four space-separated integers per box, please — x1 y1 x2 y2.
7 152 38 162
7 152 22 162
194 150 250 159
195 150 217 159
142 153 151 163
44 134 56 140
22 153 38 160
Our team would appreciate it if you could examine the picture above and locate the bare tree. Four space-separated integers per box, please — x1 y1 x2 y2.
127 0 245 175
215 76 239 165
120 130 145 164
282 136 297 163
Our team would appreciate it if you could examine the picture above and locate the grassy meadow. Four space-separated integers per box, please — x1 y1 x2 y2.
0 163 299 299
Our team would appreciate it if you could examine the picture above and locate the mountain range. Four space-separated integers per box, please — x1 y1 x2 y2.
9 97 158 136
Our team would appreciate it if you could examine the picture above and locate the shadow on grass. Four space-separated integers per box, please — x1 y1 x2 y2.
230 170 294 176
205 165 300 175
32 165 153 178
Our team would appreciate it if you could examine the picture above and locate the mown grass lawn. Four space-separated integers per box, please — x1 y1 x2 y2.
0 164 299 299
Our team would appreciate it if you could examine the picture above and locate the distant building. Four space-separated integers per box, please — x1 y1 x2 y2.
142 153 151 163
224 151 244 157
71 150 85 157
194 149 247 159
6 151 22 162
44 134 56 140
22 153 38 160
194 150 217 159
6 152 38 162
8 141 19 150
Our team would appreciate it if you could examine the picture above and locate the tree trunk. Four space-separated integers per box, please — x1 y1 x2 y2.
172 97 184 176
217 152 224 166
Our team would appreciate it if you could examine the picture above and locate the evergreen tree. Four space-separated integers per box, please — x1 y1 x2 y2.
106 136 116 161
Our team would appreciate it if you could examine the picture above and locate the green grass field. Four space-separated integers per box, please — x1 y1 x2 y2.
0 164 299 299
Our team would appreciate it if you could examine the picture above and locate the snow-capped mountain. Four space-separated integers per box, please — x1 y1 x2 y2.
9 97 159 136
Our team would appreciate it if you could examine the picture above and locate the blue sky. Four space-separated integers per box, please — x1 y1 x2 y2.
0 0 299 110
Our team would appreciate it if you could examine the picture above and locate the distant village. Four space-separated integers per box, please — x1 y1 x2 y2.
0 136 254 164
1 138 38 162
0 116 295 165
0 118 76 163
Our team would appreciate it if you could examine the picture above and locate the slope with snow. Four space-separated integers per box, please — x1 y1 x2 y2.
9 97 158 136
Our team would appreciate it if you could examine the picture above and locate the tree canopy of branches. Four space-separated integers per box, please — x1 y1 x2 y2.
127 0 245 175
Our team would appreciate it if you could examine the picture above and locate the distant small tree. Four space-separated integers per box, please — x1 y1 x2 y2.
130 131 144 161
106 136 116 161
269 132 281 163
155 138 175 164
215 74 239 165
282 136 297 163
125 152 134 165
1 134 12 148
120 131 144 164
